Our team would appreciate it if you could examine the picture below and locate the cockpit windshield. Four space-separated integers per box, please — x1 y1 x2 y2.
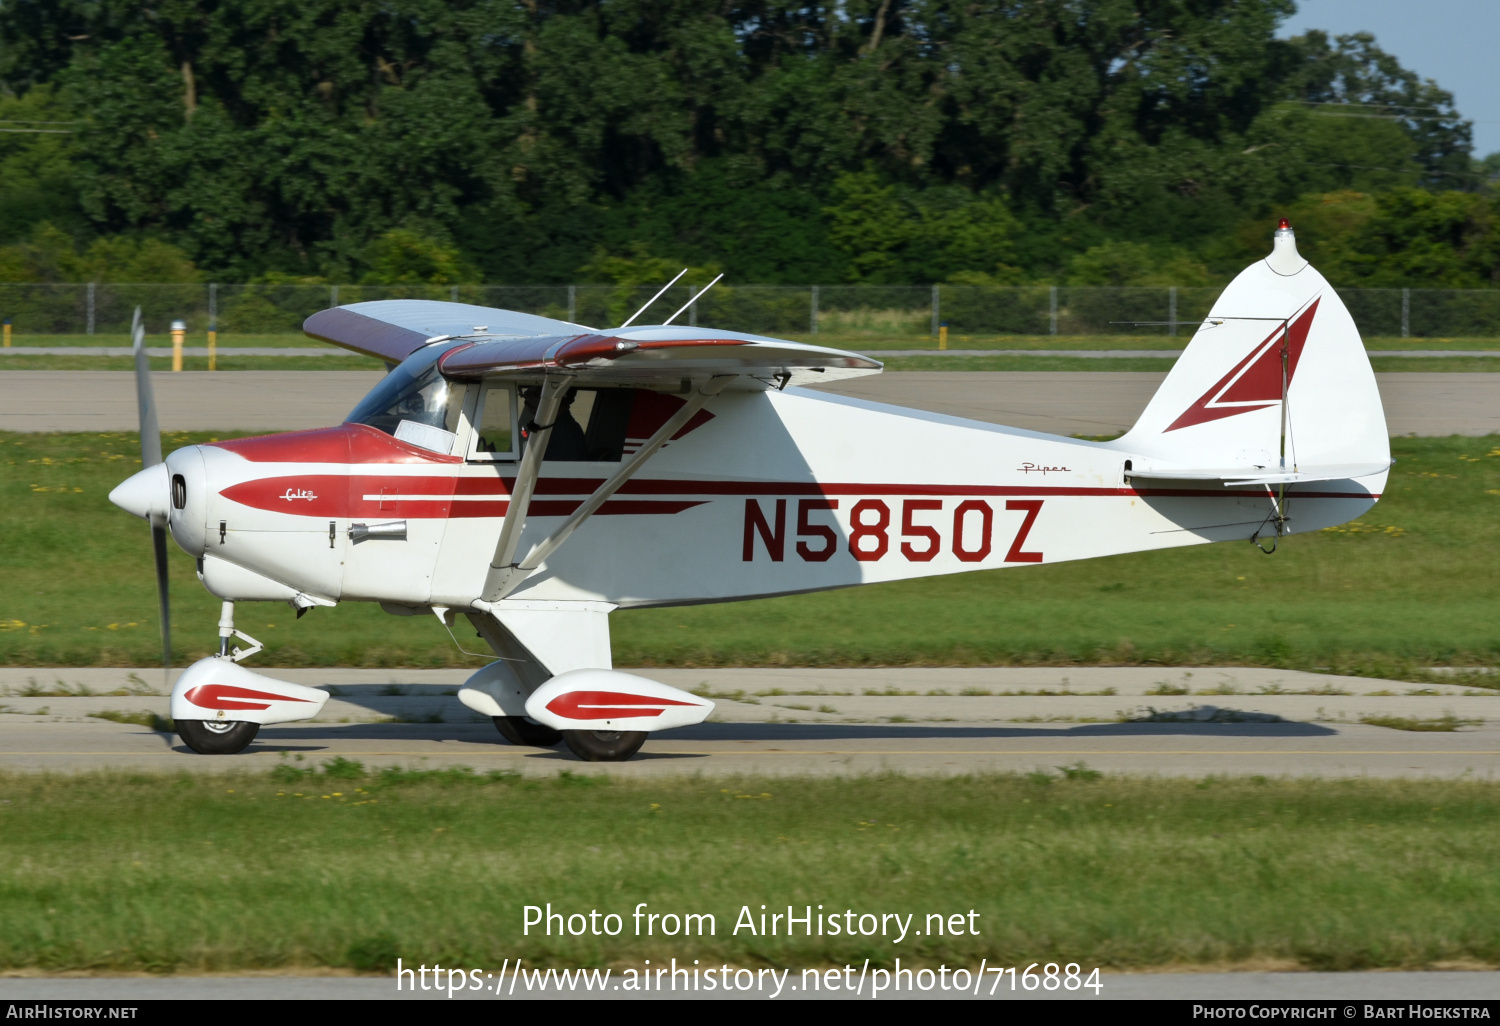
345 343 467 454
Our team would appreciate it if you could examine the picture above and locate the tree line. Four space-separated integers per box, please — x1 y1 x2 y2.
0 0 1495 289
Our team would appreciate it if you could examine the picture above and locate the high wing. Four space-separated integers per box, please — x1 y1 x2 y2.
304 302 882 388
304 300 592 364
304 299 883 607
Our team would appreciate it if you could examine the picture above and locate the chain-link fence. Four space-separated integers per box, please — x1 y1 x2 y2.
0 283 1494 338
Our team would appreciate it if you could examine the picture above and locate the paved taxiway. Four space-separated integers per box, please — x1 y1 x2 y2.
3 667 1494 778
3 369 1498 435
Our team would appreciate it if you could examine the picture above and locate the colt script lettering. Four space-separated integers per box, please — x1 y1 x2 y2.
743 498 1044 564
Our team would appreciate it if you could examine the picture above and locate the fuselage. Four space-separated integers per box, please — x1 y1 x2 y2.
160 381 1383 612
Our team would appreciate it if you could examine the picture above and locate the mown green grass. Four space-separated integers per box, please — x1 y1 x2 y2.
14 353 1494 372
881 355 1500 372
0 354 371 371
4 331 1499 372
4 333 345 349
786 333 1500 353
0 769 1495 972
0 331 370 370
19 331 1500 350
2 432 1498 677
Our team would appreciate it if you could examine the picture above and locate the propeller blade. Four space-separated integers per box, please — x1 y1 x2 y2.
136 307 169 685
152 522 172 687
132 307 162 468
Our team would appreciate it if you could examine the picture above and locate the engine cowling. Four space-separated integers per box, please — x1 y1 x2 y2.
523 669 713 732
170 657 330 726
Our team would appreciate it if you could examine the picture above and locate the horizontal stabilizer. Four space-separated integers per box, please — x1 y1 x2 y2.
1126 461 1392 487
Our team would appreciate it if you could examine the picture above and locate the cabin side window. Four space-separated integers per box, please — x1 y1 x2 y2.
512 387 634 462
344 346 467 456
467 385 519 461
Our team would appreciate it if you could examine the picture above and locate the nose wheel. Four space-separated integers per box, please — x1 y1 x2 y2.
177 719 260 754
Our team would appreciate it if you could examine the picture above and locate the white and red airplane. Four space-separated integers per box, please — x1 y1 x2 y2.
109 221 1389 760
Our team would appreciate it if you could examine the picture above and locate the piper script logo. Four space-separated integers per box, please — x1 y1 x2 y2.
280 487 317 502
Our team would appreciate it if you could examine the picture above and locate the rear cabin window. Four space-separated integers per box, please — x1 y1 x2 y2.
509 387 636 462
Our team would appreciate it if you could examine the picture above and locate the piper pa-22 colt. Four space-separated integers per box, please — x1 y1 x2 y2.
109 221 1389 760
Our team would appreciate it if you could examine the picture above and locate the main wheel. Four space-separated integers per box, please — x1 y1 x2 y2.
177 719 260 755
561 729 647 762
492 716 563 748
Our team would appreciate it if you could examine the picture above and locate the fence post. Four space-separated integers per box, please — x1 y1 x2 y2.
208 284 218 371
931 284 940 337
810 285 818 335
1401 288 1410 338
330 285 339 309
567 284 576 323
86 282 95 336
688 286 698 328
1049 286 1058 336
1168 286 1177 338
451 285 459 302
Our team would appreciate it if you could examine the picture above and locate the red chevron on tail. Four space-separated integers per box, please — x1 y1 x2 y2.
1165 298 1319 432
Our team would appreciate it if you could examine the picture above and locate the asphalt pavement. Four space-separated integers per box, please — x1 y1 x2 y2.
3 370 1498 435
3 667 1495 779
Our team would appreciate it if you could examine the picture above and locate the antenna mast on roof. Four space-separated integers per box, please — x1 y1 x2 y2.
662 273 724 326
619 269 687 328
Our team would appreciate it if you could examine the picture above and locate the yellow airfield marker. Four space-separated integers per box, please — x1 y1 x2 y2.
170 319 186 371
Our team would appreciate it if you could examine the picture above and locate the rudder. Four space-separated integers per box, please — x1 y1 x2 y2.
1110 221 1389 487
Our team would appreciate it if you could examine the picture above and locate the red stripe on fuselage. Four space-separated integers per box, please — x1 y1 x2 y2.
219 475 712 519
221 473 1380 519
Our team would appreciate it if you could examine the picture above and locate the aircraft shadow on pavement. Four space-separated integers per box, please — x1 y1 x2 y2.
241 720 1337 749
171 744 329 756
670 721 1338 741
255 723 495 743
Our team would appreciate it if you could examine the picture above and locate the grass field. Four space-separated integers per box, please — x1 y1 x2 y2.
17 336 1500 352
13 331 1500 350
0 354 373 371
0 769 1494 972
877 355 1500 373
1 432 1497 679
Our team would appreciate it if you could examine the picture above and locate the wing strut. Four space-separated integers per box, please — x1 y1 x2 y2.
480 376 729 603
482 374 574 600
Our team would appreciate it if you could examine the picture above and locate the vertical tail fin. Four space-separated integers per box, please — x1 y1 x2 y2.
1112 221 1389 486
